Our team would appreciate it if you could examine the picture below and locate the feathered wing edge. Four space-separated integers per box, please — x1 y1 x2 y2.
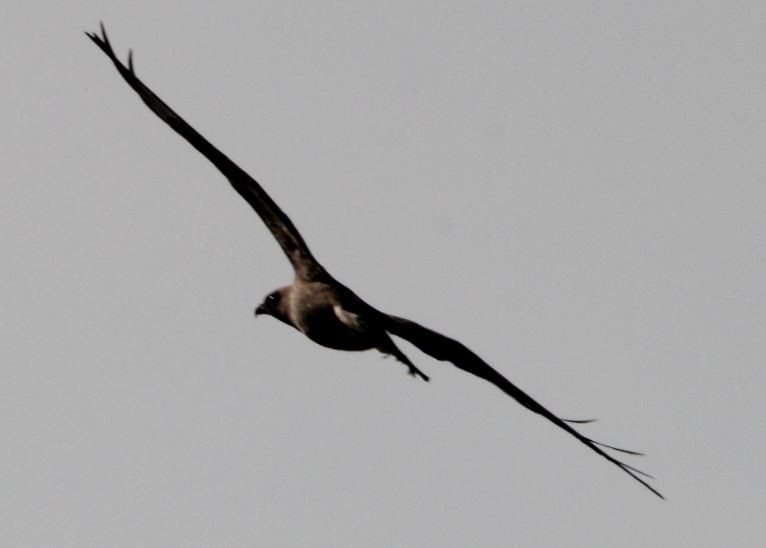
384 314 664 499
85 23 326 281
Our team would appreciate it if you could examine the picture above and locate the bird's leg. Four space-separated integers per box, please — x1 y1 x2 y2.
378 336 430 382
399 355 429 381
406 362 430 382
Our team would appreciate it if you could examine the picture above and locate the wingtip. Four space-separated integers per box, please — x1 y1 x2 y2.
85 22 109 49
593 439 646 457
640 478 665 500
616 460 664 498
563 417 598 424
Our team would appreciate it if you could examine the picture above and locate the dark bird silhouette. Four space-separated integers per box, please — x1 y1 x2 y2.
86 24 663 499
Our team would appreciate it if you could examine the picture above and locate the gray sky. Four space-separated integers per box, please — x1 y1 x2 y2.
3 1 765 546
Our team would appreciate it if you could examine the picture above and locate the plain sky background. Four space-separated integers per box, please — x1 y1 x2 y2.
2 1 765 546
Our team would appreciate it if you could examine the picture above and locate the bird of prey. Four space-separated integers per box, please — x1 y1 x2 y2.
86 24 662 499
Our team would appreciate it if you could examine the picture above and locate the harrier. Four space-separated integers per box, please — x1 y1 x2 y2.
87 24 662 498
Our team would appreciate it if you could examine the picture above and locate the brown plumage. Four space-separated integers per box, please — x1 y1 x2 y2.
86 24 663 498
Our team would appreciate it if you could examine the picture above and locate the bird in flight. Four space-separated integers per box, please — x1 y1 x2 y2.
86 24 662 499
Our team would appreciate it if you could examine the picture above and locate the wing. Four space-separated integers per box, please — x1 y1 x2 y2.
86 24 327 282
384 314 664 499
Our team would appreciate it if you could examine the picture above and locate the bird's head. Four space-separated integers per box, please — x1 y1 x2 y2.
254 287 291 325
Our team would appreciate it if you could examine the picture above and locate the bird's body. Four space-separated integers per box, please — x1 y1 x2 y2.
264 279 430 379
87 24 661 498
279 280 374 351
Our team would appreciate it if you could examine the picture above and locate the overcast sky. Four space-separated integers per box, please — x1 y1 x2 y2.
3 2 765 546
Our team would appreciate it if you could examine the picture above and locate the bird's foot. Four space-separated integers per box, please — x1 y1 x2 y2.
408 365 430 382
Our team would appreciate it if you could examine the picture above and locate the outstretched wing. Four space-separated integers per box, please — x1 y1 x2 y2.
384 314 663 499
86 24 327 282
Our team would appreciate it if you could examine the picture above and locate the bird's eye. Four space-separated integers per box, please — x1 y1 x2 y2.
267 293 277 302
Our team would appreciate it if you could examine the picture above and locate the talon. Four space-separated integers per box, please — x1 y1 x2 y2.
408 366 430 382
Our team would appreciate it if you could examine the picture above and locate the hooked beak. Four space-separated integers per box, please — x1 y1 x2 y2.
254 304 265 316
